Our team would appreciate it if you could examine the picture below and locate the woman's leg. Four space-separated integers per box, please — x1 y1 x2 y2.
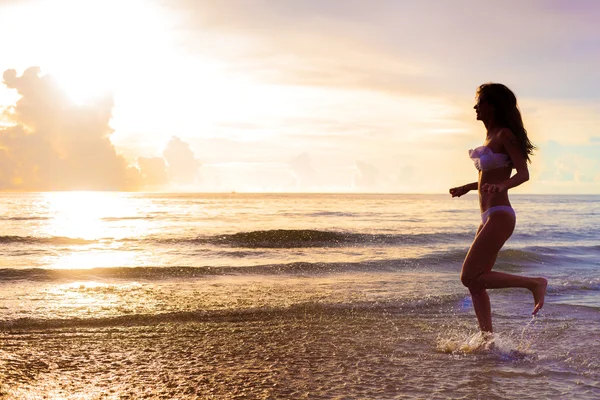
467 224 495 332
469 287 493 332
461 211 547 332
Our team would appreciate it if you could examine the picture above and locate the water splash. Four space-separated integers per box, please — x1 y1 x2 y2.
437 320 539 360
437 330 495 354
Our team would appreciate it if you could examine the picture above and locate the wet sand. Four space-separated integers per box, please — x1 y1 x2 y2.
2 305 599 399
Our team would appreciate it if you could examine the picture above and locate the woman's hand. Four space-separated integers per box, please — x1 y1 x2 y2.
449 185 469 197
481 182 507 193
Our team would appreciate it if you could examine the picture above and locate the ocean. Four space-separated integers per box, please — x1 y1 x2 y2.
0 192 598 399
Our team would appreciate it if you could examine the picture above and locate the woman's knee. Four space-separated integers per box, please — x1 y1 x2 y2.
460 272 474 287
460 271 476 288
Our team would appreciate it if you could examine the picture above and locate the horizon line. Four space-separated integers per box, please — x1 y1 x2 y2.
0 191 597 196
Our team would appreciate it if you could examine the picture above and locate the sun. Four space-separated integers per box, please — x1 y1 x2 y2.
51 68 115 106
4 0 176 105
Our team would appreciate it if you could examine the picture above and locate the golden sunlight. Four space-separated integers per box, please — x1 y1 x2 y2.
41 192 140 240
47 281 143 313
46 251 140 270
38 192 150 269
5 0 175 104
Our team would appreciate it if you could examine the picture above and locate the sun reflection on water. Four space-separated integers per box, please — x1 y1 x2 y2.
46 281 145 318
43 250 140 270
42 191 140 240
33 192 152 270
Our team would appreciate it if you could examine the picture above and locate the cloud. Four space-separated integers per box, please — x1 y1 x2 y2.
523 98 600 145
535 141 600 185
168 0 600 100
0 67 141 190
352 160 418 192
0 67 203 191
289 152 317 189
2 2 597 194
137 156 168 188
163 136 201 185
354 160 381 190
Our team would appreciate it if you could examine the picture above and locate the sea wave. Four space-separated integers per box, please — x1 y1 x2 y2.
495 248 551 264
549 278 600 293
0 245 565 282
0 295 466 331
100 216 155 221
0 217 50 221
515 230 600 243
419 246 566 267
0 262 400 281
0 235 94 245
306 211 357 217
156 229 474 248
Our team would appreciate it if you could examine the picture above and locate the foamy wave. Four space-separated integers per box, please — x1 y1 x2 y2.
0 245 565 282
0 260 409 281
549 278 600 293
158 229 474 248
422 246 562 268
0 295 465 331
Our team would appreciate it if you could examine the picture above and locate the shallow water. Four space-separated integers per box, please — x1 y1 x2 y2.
1 193 599 398
3 304 599 399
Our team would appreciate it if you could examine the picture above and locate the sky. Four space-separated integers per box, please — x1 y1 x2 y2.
0 0 598 193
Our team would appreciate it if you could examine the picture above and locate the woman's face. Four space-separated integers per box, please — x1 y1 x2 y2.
474 96 493 122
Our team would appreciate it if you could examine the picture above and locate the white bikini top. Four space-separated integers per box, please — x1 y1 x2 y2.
469 146 512 171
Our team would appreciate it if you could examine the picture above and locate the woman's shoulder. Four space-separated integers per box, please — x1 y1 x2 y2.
496 128 517 143
484 129 515 153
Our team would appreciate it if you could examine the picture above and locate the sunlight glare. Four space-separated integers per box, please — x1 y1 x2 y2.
47 251 140 270
47 281 143 314
8 0 176 105
42 192 139 240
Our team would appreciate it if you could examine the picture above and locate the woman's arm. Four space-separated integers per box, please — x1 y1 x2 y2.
462 182 479 191
450 182 478 197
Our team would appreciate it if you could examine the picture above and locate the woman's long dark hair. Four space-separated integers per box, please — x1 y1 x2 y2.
477 83 536 163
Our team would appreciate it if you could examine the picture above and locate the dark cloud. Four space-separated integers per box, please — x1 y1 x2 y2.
0 67 141 190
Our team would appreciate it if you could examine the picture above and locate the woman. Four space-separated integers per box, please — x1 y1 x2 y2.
449 83 547 333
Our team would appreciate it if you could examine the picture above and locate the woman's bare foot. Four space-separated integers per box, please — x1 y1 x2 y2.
531 278 547 315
